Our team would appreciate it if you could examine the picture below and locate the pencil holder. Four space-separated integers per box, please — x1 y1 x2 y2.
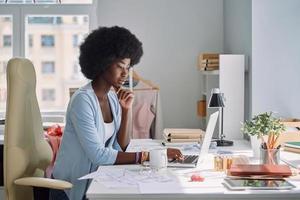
260 147 280 165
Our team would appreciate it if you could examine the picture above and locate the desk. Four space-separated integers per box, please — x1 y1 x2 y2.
86 139 300 200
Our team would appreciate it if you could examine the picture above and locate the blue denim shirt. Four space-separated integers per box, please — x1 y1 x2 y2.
53 82 122 200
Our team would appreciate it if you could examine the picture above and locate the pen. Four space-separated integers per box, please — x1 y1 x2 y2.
161 142 166 146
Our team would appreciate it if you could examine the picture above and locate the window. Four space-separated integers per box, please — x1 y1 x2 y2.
2 0 92 4
3 17 11 21
72 16 77 23
26 15 89 110
0 62 7 74
3 35 12 47
28 34 33 47
83 16 88 23
42 89 55 101
0 88 6 103
41 35 55 47
0 15 12 113
72 61 83 80
0 3 93 113
42 61 55 74
73 62 80 74
72 34 78 47
28 16 62 24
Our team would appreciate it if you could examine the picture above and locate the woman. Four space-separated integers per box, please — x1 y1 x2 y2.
50 26 182 200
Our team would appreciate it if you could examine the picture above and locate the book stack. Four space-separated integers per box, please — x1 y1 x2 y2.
227 164 292 177
198 53 219 71
284 141 300 154
163 128 205 143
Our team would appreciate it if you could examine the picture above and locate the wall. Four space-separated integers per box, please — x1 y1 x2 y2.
252 0 300 117
223 0 252 120
96 0 224 129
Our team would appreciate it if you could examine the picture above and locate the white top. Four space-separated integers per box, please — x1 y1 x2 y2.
104 120 115 143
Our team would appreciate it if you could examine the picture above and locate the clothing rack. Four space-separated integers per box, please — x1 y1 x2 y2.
132 71 159 90
127 70 160 139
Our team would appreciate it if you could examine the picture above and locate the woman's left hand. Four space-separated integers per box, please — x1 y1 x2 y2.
167 148 183 161
117 88 134 110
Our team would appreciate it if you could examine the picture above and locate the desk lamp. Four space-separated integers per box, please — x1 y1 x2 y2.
208 88 233 146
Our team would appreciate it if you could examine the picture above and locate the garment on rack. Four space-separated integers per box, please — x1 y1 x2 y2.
129 81 163 139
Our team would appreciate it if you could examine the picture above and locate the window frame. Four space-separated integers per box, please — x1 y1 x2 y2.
0 3 97 117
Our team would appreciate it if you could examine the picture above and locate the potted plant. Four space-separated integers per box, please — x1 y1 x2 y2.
242 112 286 164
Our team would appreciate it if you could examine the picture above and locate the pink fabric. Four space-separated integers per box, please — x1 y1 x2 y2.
131 89 157 139
125 80 163 138
44 125 63 178
132 102 155 138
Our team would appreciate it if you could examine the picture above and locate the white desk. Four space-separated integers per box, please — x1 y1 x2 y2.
86 140 300 200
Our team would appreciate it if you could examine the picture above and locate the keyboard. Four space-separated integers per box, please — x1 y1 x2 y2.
169 155 199 164
183 155 199 163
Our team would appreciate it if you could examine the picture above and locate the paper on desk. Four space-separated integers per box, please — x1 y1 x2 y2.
138 181 184 194
78 167 124 180
102 181 137 189
80 166 180 191
79 168 138 188
78 171 102 180
126 139 163 152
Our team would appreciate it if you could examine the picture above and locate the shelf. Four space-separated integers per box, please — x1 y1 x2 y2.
197 54 245 139
200 70 219 75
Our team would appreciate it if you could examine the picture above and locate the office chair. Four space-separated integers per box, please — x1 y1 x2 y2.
4 58 72 200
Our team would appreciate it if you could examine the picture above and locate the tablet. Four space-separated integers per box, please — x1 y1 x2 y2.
223 178 296 190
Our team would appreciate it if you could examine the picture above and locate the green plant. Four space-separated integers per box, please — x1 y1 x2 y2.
243 112 285 149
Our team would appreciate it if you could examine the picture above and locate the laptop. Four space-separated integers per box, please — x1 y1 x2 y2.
167 111 219 168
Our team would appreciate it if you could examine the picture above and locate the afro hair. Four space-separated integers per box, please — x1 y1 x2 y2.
79 26 143 80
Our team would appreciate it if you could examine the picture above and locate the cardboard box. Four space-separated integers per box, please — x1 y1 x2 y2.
198 53 219 71
280 118 300 128
197 100 206 117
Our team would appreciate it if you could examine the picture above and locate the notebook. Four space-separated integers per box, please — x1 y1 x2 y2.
227 164 292 177
167 111 219 168
284 141 300 149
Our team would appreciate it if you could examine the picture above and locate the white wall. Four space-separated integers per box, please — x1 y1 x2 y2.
96 0 224 129
223 0 252 120
252 0 300 118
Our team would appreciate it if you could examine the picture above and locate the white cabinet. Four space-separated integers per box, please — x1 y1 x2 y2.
201 54 245 140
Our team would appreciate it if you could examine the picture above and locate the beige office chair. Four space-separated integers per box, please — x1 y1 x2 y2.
4 58 72 200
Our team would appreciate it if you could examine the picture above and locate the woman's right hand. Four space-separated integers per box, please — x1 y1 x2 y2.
116 88 134 111
167 148 183 161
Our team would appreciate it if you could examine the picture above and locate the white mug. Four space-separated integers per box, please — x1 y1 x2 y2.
149 148 168 170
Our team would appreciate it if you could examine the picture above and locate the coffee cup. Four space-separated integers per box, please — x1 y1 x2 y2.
149 148 167 170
